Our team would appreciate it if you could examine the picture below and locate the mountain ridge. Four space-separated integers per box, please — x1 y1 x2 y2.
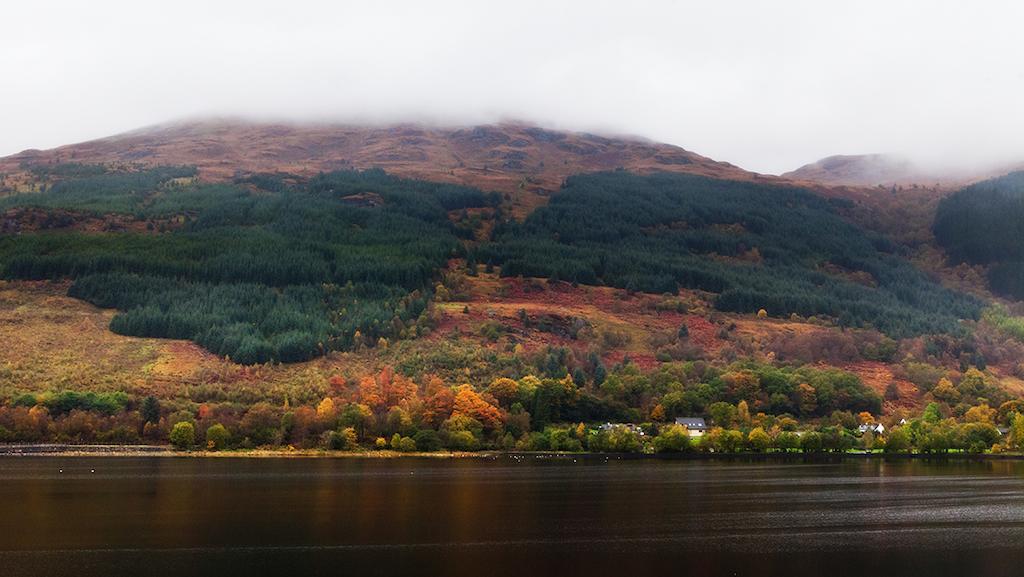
1 119 784 218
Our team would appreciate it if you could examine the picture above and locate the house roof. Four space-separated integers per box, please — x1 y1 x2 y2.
675 417 707 429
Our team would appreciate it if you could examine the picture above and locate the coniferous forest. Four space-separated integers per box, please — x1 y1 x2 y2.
0 166 986 365
934 171 1024 299
0 167 498 363
476 171 980 337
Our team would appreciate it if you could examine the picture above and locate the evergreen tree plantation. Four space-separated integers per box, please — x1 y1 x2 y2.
0 167 498 363
477 171 980 336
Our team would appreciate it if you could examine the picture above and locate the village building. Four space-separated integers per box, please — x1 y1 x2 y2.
857 423 885 435
674 417 708 437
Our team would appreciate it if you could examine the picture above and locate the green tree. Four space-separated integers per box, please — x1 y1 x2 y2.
414 429 443 451
719 429 744 453
799 431 823 453
775 431 800 452
883 427 912 453
653 424 691 453
957 422 999 453
708 402 737 428
141 396 160 424
205 423 229 451
169 421 195 450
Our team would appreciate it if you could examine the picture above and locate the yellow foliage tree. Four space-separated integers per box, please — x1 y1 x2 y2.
650 404 666 422
316 397 336 422
932 377 961 404
964 404 995 424
736 400 750 425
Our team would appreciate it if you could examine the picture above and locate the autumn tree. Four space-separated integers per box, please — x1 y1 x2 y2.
964 404 995 424
958 368 988 399
1009 413 1024 451
384 406 413 437
797 383 817 416
357 375 385 412
650 404 666 422
339 403 375 440
421 377 455 427
487 378 520 408
316 397 337 426
747 427 771 452
932 378 961 404
240 403 282 446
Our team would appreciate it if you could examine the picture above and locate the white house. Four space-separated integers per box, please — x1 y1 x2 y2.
857 423 885 435
674 417 708 437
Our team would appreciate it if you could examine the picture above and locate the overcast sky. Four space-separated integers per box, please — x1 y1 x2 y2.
3 0 1023 174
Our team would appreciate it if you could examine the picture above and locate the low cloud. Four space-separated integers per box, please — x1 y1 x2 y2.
2 0 1023 175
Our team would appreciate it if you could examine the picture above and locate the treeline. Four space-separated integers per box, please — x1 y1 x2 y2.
0 359 890 450
0 167 497 363
934 171 1024 300
475 171 980 337
2 165 198 214
630 361 883 419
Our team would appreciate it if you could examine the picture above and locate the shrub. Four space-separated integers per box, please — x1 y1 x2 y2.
414 429 443 451
169 421 195 450
205 423 230 451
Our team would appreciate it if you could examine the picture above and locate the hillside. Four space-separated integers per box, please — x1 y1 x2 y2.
1 121 1023 454
934 171 1024 300
0 119 773 218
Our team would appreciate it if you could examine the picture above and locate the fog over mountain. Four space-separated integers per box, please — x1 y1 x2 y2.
3 0 1024 174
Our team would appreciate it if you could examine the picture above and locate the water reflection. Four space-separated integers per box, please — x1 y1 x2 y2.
0 457 1023 576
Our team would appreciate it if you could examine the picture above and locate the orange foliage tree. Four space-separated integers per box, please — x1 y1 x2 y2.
453 385 504 431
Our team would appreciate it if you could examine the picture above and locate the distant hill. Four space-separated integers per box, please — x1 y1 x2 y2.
784 152 1024 191
783 154 933 187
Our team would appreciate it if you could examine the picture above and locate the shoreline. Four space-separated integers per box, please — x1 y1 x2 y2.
3 444 1024 461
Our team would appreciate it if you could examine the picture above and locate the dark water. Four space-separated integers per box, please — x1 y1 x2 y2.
1 456 1023 576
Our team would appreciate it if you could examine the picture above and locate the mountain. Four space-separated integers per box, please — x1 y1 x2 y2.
1 118 1022 453
1 119 775 217
783 154 931 187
